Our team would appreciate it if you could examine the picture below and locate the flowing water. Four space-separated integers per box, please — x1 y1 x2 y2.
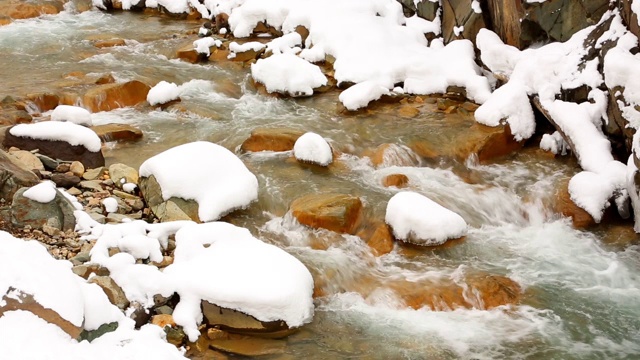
2 7 640 359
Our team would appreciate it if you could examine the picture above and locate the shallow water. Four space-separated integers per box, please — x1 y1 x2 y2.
1 7 639 359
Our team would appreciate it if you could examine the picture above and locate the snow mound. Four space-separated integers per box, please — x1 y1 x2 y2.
251 54 327 97
147 81 181 106
23 181 57 203
385 191 467 246
193 37 222 56
51 105 92 127
10 121 102 153
166 222 315 340
293 132 333 166
339 80 391 111
139 141 258 222
102 197 118 213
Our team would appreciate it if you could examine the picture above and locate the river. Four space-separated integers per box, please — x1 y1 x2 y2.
1 6 639 359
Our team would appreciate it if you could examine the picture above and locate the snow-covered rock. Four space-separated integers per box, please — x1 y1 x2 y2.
23 180 57 204
138 141 258 222
385 191 467 246
50 105 93 127
251 54 327 97
293 132 333 166
147 81 181 106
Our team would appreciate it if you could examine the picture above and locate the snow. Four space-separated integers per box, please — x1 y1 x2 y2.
166 222 315 341
138 141 258 222
293 132 333 166
51 105 93 127
23 180 57 203
266 32 302 55
193 37 222 56
251 54 327 96
339 80 391 111
405 11 441 36
540 132 568 155
0 232 84 327
471 0 482 13
76 218 315 343
229 41 266 53
102 197 118 213
123 183 137 193
385 191 467 246
10 121 102 153
0 311 187 359
453 26 464 37
147 81 181 106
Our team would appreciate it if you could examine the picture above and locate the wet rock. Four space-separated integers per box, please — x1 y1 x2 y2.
95 73 116 85
91 123 144 142
108 163 139 189
50 173 82 188
0 289 82 339
382 174 409 188
0 108 31 126
26 92 59 112
8 149 45 172
553 178 597 228
397 105 420 118
176 42 206 63
202 302 293 337
88 276 129 310
4 126 105 169
369 143 421 168
356 220 395 256
290 193 363 234
209 336 287 356
93 38 126 48
451 123 522 163
83 80 151 112
0 2 63 20
241 127 305 152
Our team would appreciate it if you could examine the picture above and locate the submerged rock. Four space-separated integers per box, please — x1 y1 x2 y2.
91 123 143 143
290 193 363 234
241 127 305 152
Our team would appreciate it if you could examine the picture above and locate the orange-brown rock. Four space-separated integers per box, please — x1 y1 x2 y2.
176 42 204 64
553 178 596 228
0 289 82 339
91 123 143 142
390 273 521 311
58 92 81 106
27 92 59 112
95 73 116 85
83 80 151 112
94 38 126 48
290 193 363 234
151 314 176 328
2 2 62 20
370 143 420 168
208 47 231 62
397 105 420 118
356 220 394 256
454 123 523 162
241 128 305 152
382 174 409 188
230 48 264 62
202 302 293 337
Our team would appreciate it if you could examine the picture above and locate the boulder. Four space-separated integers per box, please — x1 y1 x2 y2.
8 150 44 172
397 0 439 20
382 174 409 188
11 186 76 231
176 42 207 63
356 220 395 256
553 177 597 228
83 80 151 112
4 125 105 169
50 173 82 188
290 193 363 234
0 149 39 201
0 289 82 339
26 92 59 112
202 302 293 337
620 0 640 39
91 123 143 142
241 128 305 152
369 143 420 168
139 175 200 222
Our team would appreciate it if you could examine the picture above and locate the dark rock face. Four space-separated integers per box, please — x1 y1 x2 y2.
398 0 439 20
3 126 105 169
620 0 640 38
442 0 486 44
0 149 39 201
202 301 292 337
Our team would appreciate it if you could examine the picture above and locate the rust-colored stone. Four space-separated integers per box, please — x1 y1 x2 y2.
370 143 420 168
290 193 363 234
151 314 176 328
83 80 151 112
382 174 409 188
356 220 395 256
94 38 126 48
91 123 143 142
241 128 305 152
27 93 59 112
553 178 596 228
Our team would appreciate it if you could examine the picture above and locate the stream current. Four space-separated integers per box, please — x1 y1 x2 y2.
1 7 639 359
